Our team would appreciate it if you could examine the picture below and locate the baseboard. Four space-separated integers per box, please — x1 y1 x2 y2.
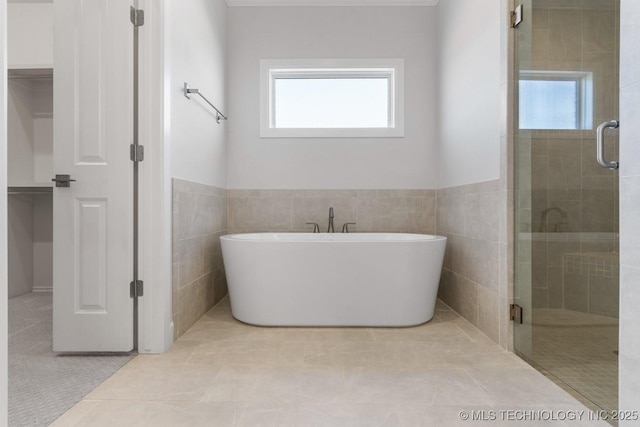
32 286 53 293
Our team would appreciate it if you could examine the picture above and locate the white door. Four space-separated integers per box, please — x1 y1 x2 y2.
53 0 134 352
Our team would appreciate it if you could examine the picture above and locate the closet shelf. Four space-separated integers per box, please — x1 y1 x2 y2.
8 68 53 80
8 186 53 195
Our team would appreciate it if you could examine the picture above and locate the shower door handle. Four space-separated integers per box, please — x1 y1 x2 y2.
596 120 619 170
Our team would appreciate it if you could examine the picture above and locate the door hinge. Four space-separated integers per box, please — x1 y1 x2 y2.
130 144 144 162
511 5 523 28
130 6 144 27
130 280 144 298
510 304 523 324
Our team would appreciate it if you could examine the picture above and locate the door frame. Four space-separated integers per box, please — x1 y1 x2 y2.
1 0 9 424
136 0 173 354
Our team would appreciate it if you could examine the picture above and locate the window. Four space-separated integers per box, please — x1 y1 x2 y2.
260 59 404 138
519 70 593 130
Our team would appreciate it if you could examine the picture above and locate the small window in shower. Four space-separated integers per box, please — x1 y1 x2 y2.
519 71 593 130
260 59 404 138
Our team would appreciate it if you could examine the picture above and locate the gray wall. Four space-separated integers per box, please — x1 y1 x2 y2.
32 195 53 292
167 0 228 340
226 6 438 190
8 195 33 298
619 0 640 420
7 78 53 188
7 194 52 298
434 0 511 350
436 0 502 188
167 0 227 187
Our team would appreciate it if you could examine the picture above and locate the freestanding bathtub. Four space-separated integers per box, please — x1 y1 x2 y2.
220 233 447 327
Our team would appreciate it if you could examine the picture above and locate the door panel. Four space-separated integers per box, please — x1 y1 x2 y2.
76 198 107 312
513 0 534 362
513 0 620 412
53 0 134 352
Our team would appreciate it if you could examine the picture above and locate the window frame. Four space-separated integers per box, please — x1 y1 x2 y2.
518 70 594 131
260 58 405 138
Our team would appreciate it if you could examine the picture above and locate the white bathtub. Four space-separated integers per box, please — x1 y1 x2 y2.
220 233 447 327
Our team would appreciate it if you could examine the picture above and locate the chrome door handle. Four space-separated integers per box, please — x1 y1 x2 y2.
596 120 619 170
52 174 76 188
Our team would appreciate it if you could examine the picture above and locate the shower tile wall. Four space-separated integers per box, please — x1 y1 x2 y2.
172 179 228 339
526 1 619 315
227 189 436 234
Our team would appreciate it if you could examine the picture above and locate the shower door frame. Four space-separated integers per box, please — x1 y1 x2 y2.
511 0 621 412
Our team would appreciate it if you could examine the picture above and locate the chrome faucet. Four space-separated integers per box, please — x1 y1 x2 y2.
327 207 335 233
342 222 356 233
540 207 568 232
306 222 320 233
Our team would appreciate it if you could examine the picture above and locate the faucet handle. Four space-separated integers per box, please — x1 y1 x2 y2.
341 222 356 233
306 222 320 233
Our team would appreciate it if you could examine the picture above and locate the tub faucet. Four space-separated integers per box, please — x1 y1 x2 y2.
306 222 320 233
327 207 335 233
342 223 356 233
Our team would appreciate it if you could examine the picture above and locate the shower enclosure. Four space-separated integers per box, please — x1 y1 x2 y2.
513 0 620 413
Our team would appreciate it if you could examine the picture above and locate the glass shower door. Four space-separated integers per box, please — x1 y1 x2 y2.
513 0 620 413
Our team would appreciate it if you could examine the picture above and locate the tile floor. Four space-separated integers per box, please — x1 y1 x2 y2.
51 298 610 426
9 293 134 427
532 309 619 414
